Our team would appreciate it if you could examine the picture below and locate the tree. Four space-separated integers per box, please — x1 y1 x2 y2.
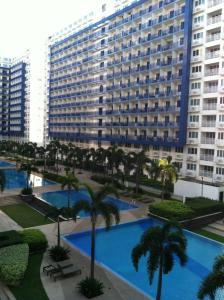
131 150 150 193
61 172 79 209
159 156 178 199
146 159 162 181
120 152 135 186
0 170 6 192
19 162 38 190
198 255 224 300
132 221 187 300
73 184 120 280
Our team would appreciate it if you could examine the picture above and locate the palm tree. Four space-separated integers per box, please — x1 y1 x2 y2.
121 152 135 187
19 162 38 190
132 221 187 300
0 170 6 192
198 254 224 300
131 150 150 193
159 156 178 199
61 172 79 209
73 184 120 280
147 159 162 181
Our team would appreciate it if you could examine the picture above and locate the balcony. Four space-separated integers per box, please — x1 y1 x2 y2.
202 104 217 110
208 0 223 7
206 34 220 42
215 157 224 164
204 69 219 76
201 138 215 144
207 16 222 25
204 87 218 93
201 121 216 127
199 171 213 178
200 155 214 162
205 52 220 59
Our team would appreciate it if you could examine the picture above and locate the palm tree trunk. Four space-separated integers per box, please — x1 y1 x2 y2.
57 216 60 247
90 217 96 280
156 256 163 300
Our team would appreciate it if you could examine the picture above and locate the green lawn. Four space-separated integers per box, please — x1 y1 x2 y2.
10 253 49 300
0 203 53 228
193 229 224 244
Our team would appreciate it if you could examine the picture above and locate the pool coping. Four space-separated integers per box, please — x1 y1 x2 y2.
62 217 224 300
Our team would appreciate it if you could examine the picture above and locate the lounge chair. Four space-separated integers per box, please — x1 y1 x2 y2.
52 265 81 281
43 260 73 277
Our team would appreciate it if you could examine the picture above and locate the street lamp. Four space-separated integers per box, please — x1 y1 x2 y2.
201 176 204 197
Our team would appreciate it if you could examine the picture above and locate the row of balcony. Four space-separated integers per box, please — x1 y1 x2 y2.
49 121 179 128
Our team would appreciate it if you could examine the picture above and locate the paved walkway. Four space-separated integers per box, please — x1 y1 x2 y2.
0 210 22 232
204 219 224 237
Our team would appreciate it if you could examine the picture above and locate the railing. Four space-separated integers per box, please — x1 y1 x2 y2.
200 155 214 161
208 0 223 7
204 69 219 76
204 87 218 93
199 171 213 178
201 138 215 144
207 16 222 25
201 121 216 127
206 33 220 42
205 52 220 59
202 104 217 110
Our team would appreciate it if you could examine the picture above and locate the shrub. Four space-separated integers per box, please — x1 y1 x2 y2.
48 245 70 262
20 229 48 253
78 277 104 298
42 171 66 184
0 244 29 286
91 175 112 185
149 201 194 221
186 197 224 216
21 187 33 195
0 230 22 248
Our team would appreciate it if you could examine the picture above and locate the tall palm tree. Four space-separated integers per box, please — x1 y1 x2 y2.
0 170 6 192
147 159 162 181
121 152 135 186
132 221 187 300
198 254 224 300
19 162 38 190
131 150 150 193
61 172 79 209
73 184 120 280
159 156 178 199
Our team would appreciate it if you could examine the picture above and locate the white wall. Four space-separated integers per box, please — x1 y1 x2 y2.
174 179 224 201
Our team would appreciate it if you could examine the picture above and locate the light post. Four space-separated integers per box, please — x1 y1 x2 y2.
201 176 204 197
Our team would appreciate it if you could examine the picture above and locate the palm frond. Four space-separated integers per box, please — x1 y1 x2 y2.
95 184 119 202
147 250 160 284
198 272 224 300
132 244 145 271
72 199 91 220
213 255 224 273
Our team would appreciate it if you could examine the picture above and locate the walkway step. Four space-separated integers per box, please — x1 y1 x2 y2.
204 226 224 238
208 223 224 232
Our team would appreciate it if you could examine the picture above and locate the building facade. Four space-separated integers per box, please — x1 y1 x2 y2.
47 0 224 183
0 53 30 142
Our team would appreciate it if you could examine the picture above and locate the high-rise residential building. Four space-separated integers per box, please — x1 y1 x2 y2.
46 0 224 185
0 52 30 142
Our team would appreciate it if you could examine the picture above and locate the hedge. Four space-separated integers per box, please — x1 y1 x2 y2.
149 201 194 221
42 171 65 184
0 230 22 248
20 229 48 253
186 197 224 217
0 244 29 286
91 174 125 189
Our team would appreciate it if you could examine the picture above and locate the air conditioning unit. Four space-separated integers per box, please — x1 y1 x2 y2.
187 155 195 161
218 123 224 128
188 139 196 144
215 175 222 181
216 158 224 164
189 123 197 128
219 105 224 110
186 171 193 176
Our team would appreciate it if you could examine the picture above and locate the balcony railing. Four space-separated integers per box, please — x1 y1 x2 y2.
208 0 223 7
201 138 215 144
201 121 216 127
199 171 213 178
205 52 220 59
206 34 221 42
204 69 219 76
200 155 214 161
204 87 218 93
202 104 217 110
207 16 222 25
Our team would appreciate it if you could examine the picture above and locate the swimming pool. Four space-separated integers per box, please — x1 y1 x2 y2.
2 169 55 189
64 218 224 300
0 160 15 168
40 189 137 216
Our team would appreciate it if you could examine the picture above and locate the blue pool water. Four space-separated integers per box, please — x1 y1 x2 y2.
2 169 55 189
40 189 137 216
0 160 15 167
64 218 224 300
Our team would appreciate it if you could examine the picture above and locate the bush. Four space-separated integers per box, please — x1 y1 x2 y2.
21 187 33 195
78 277 104 298
149 201 194 221
0 244 29 286
48 245 70 262
20 229 48 253
186 197 224 216
0 230 22 248
42 171 66 184
91 175 112 185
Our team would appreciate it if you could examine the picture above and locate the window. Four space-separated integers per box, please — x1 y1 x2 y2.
190 98 200 106
189 115 199 122
163 146 171 152
220 97 224 104
216 167 224 175
217 150 224 157
218 132 224 139
219 115 224 122
153 145 160 150
191 82 201 89
193 49 199 56
175 147 183 153
187 164 196 171
195 0 204 7
192 66 202 73
193 32 203 40
188 148 197 154
189 131 198 138
194 15 204 24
